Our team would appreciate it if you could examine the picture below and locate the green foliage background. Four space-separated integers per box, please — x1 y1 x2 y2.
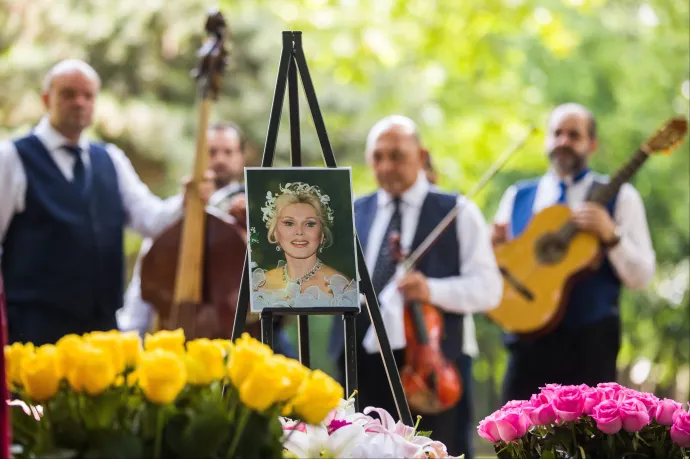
1 0 688 454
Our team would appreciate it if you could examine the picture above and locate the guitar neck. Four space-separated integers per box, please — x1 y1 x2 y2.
172 98 212 305
587 148 649 206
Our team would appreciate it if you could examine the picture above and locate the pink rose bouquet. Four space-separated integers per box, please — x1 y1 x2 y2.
477 382 689 458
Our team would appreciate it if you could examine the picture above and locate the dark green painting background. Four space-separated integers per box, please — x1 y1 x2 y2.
244 168 358 283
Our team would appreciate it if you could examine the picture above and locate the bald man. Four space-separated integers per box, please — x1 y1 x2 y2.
492 103 656 402
0 59 212 346
329 115 502 458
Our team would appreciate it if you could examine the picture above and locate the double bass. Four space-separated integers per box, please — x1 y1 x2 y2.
139 11 259 340
387 128 535 414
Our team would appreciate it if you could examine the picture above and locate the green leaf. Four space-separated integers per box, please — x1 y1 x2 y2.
176 410 229 458
82 432 144 459
416 430 433 437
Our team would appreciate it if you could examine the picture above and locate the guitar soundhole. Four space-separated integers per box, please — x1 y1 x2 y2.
535 233 568 265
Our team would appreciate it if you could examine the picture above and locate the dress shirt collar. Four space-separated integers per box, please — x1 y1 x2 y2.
210 181 243 205
544 166 592 187
376 170 430 210
33 116 90 152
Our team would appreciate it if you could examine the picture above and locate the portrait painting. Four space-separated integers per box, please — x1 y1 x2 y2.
244 167 360 313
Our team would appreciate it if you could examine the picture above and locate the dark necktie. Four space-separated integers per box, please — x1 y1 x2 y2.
557 168 589 204
356 196 403 343
63 145 85 193
371 197 402 295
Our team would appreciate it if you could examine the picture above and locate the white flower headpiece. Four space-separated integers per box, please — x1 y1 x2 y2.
261 182 334 228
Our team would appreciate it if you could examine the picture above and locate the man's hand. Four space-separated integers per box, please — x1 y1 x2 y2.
397 271 431 304
182 170 216 205
571 202 617 244
492 223 508 247
228 193 247 227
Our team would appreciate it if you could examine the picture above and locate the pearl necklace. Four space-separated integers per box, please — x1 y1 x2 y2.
283 258 323 285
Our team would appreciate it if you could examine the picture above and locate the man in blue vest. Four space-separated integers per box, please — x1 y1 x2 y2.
0 59 213 346
492 103 656 402
329 115 503 458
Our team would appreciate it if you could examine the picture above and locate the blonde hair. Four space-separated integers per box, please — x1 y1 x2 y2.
266 193 333 249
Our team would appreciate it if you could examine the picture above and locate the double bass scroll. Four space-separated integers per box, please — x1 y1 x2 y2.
139 10 259 341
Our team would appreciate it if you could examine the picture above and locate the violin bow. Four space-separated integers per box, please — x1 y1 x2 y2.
402 125 537 273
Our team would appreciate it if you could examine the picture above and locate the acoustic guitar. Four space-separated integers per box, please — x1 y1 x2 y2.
488 116 688 336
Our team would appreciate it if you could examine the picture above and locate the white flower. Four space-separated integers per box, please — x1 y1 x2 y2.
282 423 367 458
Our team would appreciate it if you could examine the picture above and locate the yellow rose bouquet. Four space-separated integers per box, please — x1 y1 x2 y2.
5 330 343 459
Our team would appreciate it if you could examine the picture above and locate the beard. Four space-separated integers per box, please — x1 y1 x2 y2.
549 146 587 177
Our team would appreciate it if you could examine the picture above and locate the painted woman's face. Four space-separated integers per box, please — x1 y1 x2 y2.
275 203 323 259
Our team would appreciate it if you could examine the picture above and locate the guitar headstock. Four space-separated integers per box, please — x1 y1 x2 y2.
641 116 688 156
191 9 230 100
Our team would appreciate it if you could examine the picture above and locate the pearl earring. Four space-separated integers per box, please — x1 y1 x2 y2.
276 245 281 252
319 246 323 253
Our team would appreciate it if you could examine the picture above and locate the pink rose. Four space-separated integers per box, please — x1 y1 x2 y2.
583 389 603 415
494 409 531 442
592 399 623 434
502 400 527 410
539 384 562 401
596 382 624 401
523 393 557 426
619 398 650 432
671 409 690 448
655 398 682 426
553 386 585 422
477 415 500 443
621 390 659 417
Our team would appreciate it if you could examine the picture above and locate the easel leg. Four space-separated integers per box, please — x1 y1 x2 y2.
231 252 250 341
356 241 413 426
261 312 274 349
297 317 310 367
344 312 359 412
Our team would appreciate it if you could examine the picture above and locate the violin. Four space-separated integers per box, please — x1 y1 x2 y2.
388 232 462 414
139 10 260 340
385 127 537 413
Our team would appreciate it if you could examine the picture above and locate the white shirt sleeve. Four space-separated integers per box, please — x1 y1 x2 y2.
117 239 154 334
0 141 27 246
606 183 656 290
493 185 517 226
105 144 183 239
425 197 504 314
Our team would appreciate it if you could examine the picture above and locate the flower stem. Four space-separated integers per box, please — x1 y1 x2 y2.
227 407 251 458
153 406 165 459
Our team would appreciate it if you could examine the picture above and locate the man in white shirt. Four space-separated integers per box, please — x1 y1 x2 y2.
492 103 656 402
329 115 503 458
0 59 212 346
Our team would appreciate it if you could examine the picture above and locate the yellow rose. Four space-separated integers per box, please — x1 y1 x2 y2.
4 342 35 388
227 333 273 388
120 331 142 369
19 347 61 402
138 349 186 405
56 334 85 377
144 329 185 356
85 330 127 374
270 355 309 402
185 339 225 385
66 345 117 396
289 370 344 425
238 358 290 411
212 339 232 359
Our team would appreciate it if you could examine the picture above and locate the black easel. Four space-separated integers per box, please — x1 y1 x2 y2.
230 31 413 426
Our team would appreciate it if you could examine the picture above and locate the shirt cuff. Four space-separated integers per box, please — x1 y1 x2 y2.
426 277 453 312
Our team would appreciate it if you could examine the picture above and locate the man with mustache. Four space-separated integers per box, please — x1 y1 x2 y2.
0 59 213 346
491 103 656 402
